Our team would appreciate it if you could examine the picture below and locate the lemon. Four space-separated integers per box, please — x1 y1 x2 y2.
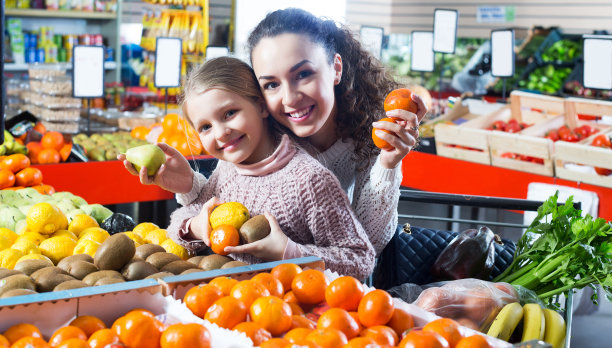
11 238 41 255
0 228 18 244
143 228 167 245
68 214 99 237
26 202 68 235
0 248 25 269
209 202 250 230
73 239 101 258
78 227 110 244
16 254 52 264
132 222 159 238
17 231 46 245
123 231 144 246
39 236 77 264
50 230 78 242
161 238 189 260
0 235 12 252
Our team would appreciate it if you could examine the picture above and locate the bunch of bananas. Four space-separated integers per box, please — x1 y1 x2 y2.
487 302 566 348
0 131 27 156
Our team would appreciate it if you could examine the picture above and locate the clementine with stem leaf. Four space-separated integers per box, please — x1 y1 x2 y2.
210 224 239 255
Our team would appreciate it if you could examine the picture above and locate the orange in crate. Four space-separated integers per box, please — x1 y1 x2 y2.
0 169 16 189
38 149 61 164
15 167 43 187
27 142 43 164
0 154 30 173
41 131 65 151
131 126 150 140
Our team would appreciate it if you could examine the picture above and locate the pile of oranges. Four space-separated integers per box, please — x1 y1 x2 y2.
26 127 73 165
129 113 205 157
181 263 494 348
0 153 54 194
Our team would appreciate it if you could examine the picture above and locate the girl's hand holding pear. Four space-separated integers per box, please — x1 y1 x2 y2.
372 88 428 169
118 142 194 194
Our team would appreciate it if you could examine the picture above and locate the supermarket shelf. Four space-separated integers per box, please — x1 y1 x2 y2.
4 61 117 72
401 151 612 221
5 9 117 20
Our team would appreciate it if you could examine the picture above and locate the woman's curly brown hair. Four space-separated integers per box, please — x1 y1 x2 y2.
247 8 399 168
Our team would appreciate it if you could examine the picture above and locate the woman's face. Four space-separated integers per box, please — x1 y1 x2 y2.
186 88 272 164
251 33 342 148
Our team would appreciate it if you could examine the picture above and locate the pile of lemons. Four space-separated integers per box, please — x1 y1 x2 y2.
0 202 188 269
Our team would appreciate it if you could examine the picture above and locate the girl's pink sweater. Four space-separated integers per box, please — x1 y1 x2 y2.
166 136 376 279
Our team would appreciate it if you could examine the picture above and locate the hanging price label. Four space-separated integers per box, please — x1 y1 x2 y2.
411 31 434 72
583 35 612 90
433 9 458 54
155 37 182 88
491 29 515 77
206 46 230 61
360 26 385 60
73 45 105 98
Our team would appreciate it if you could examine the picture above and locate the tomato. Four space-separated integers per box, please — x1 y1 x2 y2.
545 130 560 141
577 124 595 138
492 120 506 131
506 123 522 133
558 125 571 138
591 134 612 148
500 153 516 159
595 167 612 176
564 132 580 142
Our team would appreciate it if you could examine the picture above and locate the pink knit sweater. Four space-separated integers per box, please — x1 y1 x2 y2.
166 136 376 279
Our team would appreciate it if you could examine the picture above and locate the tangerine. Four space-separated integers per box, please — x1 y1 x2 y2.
32 184 55 195
205 296 248 329
230 280 270 308
9 336 50 348
33 123 47 134
287 302 305 316
208 276 239 296
130 126 150 140
306 328 348 348
349 312 364 332
423 318 463 348
15 168 43 187
291 315 316 330
232 322 271 346
59 143 72 162
26 142 43 164
69 315 107 337
160 323 211 348
259 338 289 348
384 88 418 113
359 325 398 346
325 276 365 311
38 149 61 164
55 338 90 348
183 284 224 318
0 169 15 189
317 307 360 339
270 263 302 293
291 269 329 305
162 114 181 133
284 327 312 345
284 290 298 303
87 329 120 348
343 336 377 348
357 290 395 328
41 131 65 151
250 296 293 336
398 330 449 348
455 335 491 348
112 311 163 348
0 154 30 173
0 334 7 348
387 307 415 337
48 326 87 347
251 272 284 297
210 224 239 255
3 323 43 344
372 117 398 150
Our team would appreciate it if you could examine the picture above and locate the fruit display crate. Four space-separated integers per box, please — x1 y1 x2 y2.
488 91 567 176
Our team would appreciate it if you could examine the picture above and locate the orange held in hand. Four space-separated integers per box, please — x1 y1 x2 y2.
384 88 418 113
371 117 398 150
210 224 240 255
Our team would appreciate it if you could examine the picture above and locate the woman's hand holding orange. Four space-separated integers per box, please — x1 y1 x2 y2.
373 89 428 169
118 142 194 193
224 212 288 260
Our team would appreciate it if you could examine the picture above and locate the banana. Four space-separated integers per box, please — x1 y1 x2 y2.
487 302 524 341
522 303 546 341
543 308 566 348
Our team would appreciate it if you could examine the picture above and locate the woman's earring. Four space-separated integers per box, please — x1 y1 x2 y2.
334 76 341 85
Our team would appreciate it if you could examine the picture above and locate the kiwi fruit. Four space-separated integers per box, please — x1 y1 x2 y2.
0 288 38 298
146 252 181 270
198 254 232 271
187 256 205 266
220 261 248 269
0 268 23 279
145 272 174 280
14 259 54 276
160 260 197 275
82 270 124 286
36 273 75 292
54 280 89 292
121 260 158 281
57 254 94 272
94 233 136 271
135 244 166 260
180 268 203 275
0 274 36 296
31 266 68 282
67 261 99 280
95 277 126 286
239 215 271 244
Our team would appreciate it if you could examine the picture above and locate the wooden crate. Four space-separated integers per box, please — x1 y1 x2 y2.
488 91 566 176
433 100 504 165
555 98 612 187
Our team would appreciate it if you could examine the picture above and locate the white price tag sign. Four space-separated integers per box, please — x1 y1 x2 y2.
491 29 515 77
155 37 182 88
583 35 612 90
206 46 230 60
360 26 384 60
433 9 458 54
411 31 434 72
73 45 104 98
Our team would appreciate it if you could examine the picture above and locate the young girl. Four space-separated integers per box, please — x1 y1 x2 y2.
122 57 375 279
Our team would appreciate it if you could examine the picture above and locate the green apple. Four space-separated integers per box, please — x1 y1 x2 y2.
81 204 113 224
56 199 77 215
0 207 26 231
0 190 19 204
69 195 88 208
125 144 166 177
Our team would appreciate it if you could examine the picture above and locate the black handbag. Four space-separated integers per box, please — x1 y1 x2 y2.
372 224 516 290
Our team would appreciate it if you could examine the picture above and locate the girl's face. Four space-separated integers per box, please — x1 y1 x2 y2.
186 88 273 164
251 33 342 149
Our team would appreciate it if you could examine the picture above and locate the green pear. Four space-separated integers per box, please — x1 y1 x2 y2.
56 199 77 215
69 195 88 208
125 144 166 176
0 190 20 204
0 207 26 231
18 204 33 216
17 187 41 200
81 204 113 224
52 192 73 200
